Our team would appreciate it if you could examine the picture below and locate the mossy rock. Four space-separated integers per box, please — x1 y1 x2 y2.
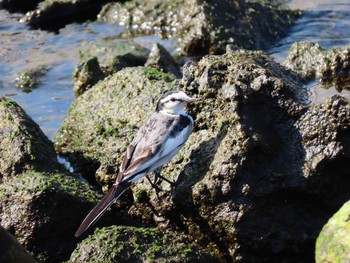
0 97 62 179
78 40 150 73
98 0 300 56
0 171 99 262
69 225 218 262
316 200 350 263
284 41 350 90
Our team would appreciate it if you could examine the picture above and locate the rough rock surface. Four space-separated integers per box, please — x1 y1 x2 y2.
0 98 101 262
0 97 62 179
69 225 218 262
0 171 99 262
284 41 350 90
316 199 350 263
73 40 150 96
55 49 350 262
20 0 112 30
0 225 37 263
73 57 105 97
98 0 300 56
0 0 41 13
145 43 181 78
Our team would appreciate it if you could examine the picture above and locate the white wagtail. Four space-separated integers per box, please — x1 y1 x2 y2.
75 90 199 237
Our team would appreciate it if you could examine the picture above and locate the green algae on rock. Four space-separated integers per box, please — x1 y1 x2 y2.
73 57 105 97
73 40 151 96
145 43 181 78
55 48 350 262
69 225 218 263
0 97 62 179
78 40 150 73
0 171 99 262
98 0 300 56
284 41 350 90
316 199 350 263
15 65 49 93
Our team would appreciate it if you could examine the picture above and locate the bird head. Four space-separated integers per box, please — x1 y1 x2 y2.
156 90 199 114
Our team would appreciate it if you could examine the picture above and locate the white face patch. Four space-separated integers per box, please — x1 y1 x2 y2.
160 91 190 104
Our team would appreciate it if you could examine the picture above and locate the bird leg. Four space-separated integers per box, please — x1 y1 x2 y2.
154 167 177 187
147 167 176 188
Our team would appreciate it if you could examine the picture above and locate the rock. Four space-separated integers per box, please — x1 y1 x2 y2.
98 0 300 56
0 225 37 263
0 171 99 262
0 0 41 13
20 0 111 30
0 97 62 179
73 57 105 97
316 199 350 263
73 40 150 96
145 43 181 78
15 65 49 93
55 66 174 186
79 40 150 73
284 41 350 90
69 225 218 262
55 49 350 262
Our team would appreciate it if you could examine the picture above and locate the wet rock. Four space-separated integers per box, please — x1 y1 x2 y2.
55 49 350 262
0 225 37 263
19 0 111 30
145 43 182 78
15 65 49 93
0 97 62 179
73 57 105 97
79 40 150 73
69 225 218 262
0 0 42 13
284 41 350 90
73 40 150 96
98 0 300 56
316 199 350 263
55 66 174 186
0 171 99 262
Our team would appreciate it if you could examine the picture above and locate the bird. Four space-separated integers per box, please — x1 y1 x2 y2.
75 90 199 238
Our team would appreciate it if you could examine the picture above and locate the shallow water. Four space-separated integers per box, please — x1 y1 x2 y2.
0 0 350 139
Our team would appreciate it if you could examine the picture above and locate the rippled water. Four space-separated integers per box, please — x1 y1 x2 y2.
0 0 350 139
270 0 350 62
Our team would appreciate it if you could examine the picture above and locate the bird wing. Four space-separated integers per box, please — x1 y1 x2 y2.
120 113 193 181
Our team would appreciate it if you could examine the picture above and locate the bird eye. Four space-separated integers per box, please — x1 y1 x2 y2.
170 98 176 102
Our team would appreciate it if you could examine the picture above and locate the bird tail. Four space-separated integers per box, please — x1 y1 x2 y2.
74 183 128 238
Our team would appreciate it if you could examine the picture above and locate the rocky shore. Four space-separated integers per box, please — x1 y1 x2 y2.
1 0 350 262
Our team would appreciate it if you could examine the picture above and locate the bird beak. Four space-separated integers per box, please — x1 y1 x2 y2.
186 97 200 103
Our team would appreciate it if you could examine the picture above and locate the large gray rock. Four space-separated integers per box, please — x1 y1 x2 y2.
55 49 350 262
0 171 99 262
98 0 300 56
0 97 101 262
0 97 62 179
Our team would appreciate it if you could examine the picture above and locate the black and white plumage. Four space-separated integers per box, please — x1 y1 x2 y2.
75 90 199 238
